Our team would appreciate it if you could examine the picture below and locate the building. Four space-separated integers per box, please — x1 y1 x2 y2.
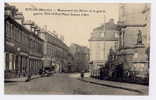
118 3 150 48
69 44 89 72
4 3 74 79
88 19 119 72
101 4 150 83
5 3 43 79
39 30 73 73
118 3 150 70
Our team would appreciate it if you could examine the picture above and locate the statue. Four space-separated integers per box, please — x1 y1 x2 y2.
137 30 143 45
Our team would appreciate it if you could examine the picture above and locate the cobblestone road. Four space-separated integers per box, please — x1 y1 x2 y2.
5 73 148 95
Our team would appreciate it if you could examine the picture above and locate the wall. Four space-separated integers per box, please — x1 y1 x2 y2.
119 3 150 48
89 40 116 70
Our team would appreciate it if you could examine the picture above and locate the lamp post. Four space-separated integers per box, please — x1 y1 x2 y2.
16 47 21 77
121 28 125 49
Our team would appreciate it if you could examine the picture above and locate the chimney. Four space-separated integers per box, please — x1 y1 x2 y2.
52 30 58 38
23 20 33 31
14 12 24 25
5 4 18 18
31 23 37 33
60 35 64 42
35 26 40 35
38 28 46 40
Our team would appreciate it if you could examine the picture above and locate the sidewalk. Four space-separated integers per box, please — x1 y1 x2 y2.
81 77 149 95
5 75 40 82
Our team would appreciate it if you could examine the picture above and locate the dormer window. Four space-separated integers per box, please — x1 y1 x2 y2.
133 52 138 59
100 32 105 37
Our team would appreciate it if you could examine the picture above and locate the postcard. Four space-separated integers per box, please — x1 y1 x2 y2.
4 2 150 96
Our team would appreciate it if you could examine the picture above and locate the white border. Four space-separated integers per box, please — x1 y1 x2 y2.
0 0 4 95
3 0 152 3
1 0 155 100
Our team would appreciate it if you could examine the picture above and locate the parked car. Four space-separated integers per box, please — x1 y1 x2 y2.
39 66 55 77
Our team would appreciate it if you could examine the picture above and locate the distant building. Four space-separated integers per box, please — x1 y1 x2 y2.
39 28 73 73
88 19 119 71
69 44 89 72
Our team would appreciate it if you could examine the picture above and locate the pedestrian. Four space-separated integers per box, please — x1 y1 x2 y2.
25 70 31 82
39 68 43 76
80 71 84 79
25 74 31 82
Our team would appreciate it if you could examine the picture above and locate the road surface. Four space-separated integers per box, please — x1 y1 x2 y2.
5 73 148 95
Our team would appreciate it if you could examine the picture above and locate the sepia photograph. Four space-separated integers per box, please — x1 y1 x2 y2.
4 2 150 95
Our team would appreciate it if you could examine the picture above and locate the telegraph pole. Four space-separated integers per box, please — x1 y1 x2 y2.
103 13 106 66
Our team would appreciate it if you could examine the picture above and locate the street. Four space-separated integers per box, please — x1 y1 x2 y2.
5 73 148 95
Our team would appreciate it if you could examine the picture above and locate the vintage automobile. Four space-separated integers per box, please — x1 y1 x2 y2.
39 66 55 77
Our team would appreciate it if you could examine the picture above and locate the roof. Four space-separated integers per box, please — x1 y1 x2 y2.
89 37 118 41
89 19 119 41
89 29 118 41
5 16 43 42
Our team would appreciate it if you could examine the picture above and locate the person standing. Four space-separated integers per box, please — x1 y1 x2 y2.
80 70 85 79
25 64 31 82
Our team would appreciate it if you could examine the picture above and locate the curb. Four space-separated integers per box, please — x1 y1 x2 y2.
80 78 148 95
5 75 40 82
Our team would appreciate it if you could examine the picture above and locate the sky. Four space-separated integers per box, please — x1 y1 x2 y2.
10 3 119 47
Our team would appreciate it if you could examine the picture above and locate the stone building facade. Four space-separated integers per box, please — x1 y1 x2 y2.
88 19 119 72
4 3 73 79
117 3 150 70
69 44 89 72
103 3 150 82
39 30 73 73
5 3 43 79
118 3 150 48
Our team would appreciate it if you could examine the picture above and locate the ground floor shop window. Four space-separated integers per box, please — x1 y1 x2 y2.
5 53 9 71
5 53 16 71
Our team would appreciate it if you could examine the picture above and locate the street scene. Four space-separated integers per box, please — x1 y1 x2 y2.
4 3 150 95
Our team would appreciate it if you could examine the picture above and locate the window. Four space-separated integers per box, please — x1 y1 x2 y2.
10 23 13 39
30 39 32 49
6 21 11 38
14 27 18 41
19 30 22 42
36 40 38 52
5 53 9 71
15 27 18 41
5 21 9 37
145 16 148 21
33 40 35 50
17 28 21 42
25 35 28 47
133 52 138 59
31 40 33 52
22 33 25 44
38 42 41 53
100 32 104 37
35 40 37 51
115 32 119 38
12 26 16 40
22 34 25 44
